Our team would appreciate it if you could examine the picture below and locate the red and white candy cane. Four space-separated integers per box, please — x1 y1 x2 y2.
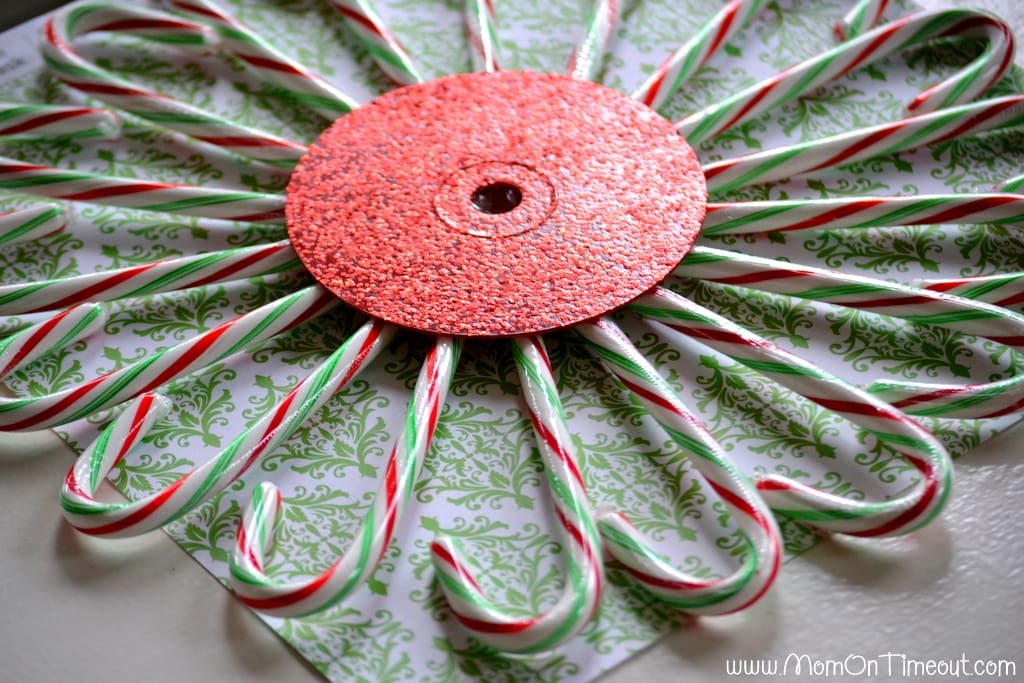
0 204 68 246
0 103 120 141
43 3 307 167
677 9 1015 145
0 240 299 315
164 0 359 119
676 246 1024 419
567 0 621 82
835 0 890 41
702 190 1024 236
328 0 424 85
918 272 1024 309
463 0 500 73
633 0 765 110
632 287 952 537
702 95 1024 194
576 318 781 613
0 286 334 431
231 335 459 616
0 158 284 223
431 336 603 653
62 319 394 536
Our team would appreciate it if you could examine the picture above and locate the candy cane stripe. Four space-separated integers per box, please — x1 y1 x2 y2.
678 9 1014 144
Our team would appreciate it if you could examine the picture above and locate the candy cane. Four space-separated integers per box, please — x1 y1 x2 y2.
675 246 1024 418
0 204 68 246
997 173 1024 193
702 95 1024 193
0 103 120 141
231 335 458 616
677 9 1014 144
0 303 106 384
0 158 284 222
0 240 299 315
567 0 621 82
0 286 334 431
164 0 358 119
576 317 781 613
834 0 889 41
42 4 307 167
463 0 500 73
633 287 952 537
328 0 424 85
702 191 1024 236
62 319 393 536
633 0 765 110
431 336 603 653
918 272 1024 308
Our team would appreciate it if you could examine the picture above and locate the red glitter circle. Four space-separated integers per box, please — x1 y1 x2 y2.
286 71 706 337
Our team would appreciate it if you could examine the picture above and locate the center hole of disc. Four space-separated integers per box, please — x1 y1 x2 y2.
471 182 522 215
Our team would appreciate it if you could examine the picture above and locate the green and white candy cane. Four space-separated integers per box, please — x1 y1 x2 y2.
43 3 307 168
0 157 284 222
0 286 334 431
576 318 781 613
834 0 890 40
702 190 1024 236
632 0 765 111
463 0 500 73
0 103 120 141
677 8 1015 145
163 0 359 119
231 335 458 616
62 319 393 536
702 95 1024 194
431 336 603 653
567 0 622 82
328 0 424 85
0 240 299 315
633 287 952 537
676 247 1024 419
0 204 68 246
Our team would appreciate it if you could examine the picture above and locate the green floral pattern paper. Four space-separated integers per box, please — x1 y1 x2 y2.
1 0 1023 680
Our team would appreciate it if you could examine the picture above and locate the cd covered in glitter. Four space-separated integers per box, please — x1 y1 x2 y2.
286 71 706 336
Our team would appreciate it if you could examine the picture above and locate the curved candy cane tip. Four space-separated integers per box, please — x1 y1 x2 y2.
237 480 282 559
425 337 603 653
634 288 954 537
596 509 781 615
430 535 601 654
574 317 781 614
229 328 448 618
678 8 1015 144
754 446 951 538
833 0 889 42
86 109 123 140
46 5 219 52
57 202 76 229
903 11 1015 115
61 390 172 529
131 391 175 421
0 301 107 368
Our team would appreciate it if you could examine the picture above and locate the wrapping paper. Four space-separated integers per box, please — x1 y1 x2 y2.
0 0 1022 680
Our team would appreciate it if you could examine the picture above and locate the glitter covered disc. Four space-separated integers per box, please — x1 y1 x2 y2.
287 71 706 336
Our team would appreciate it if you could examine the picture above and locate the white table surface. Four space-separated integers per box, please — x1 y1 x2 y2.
1 1 1023 682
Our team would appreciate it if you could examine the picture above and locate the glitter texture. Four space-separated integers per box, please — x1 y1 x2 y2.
286 71 706 336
